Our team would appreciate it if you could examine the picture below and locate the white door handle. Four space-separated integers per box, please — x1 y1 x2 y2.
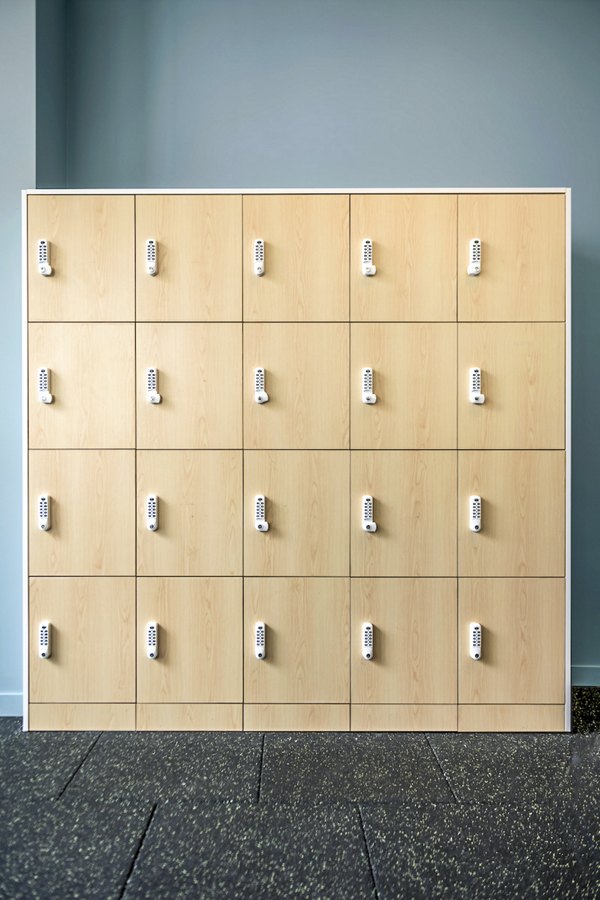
254 621 266 659
362 495 377 532
361 239 376 276
254 368 269 404
361 622 374 660
38 494 51 531
39 621 52 659
468 238 481 276
469 622 482 660
361 368 377 404
253 239 265 276
147 494 158 531
146 621 158 659
255 495 269 532
38 367 54 404
146 239 157 276
469 495 482 532
146 368 162 404
469 368 485 404
37 239 52 276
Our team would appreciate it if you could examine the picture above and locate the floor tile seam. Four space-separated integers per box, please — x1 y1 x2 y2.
55 732 102 800
119 802 158 899
425 734 460 804
357 802 379 899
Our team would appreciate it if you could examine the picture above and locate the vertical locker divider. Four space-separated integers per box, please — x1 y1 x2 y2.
348 194 352 731
134 195 138 730
241 195 245 731
456 196 460 726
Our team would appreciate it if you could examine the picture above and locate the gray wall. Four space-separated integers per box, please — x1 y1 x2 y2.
0 0 35 714
36 0 66 187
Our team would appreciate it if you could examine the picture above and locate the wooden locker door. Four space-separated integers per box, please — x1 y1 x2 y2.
458 324 565 449
351 451 456 577
29 323 135 449
137 578 242 703
244 577 349 709
458 451 565 577
28 195 134 321
458 194 565 321
137 450 242 576
136 195 242 321
459 578 564 711
244 451 349 577
243 195 349 321
351 579 457 705
244 324 349 449
29 450 135 576
350 194 457 321
29 577 135 703
137 324 242 449
351 323 457 449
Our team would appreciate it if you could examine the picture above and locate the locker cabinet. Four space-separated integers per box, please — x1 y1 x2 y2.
244 324 349 449
136 195 242 321
136 324 242 449
28 195 134 322
29 577 135 703
350 194 457 321
29 323 135 449
243 194 349 321
351 324 457 449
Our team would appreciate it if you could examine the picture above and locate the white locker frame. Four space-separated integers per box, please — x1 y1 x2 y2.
21 187 572 732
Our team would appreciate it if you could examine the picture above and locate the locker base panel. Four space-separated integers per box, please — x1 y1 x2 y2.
244 704 350 731
28 703 135 731
458 705 566 733
136 703 242 731
351 704 457 732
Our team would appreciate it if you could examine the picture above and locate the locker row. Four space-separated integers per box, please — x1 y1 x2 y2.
29 576 565 709
29 450 565 577
29 322 565 450
28 193 565 323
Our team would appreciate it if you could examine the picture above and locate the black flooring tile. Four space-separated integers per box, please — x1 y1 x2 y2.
259 733 455 804
0 717 22 738
572 687 600 733
65 732 263 802
0 796 154 900
0 731 98 802
427 733 572 804
361 798 600 900
123 800 376 899
567 733 600 798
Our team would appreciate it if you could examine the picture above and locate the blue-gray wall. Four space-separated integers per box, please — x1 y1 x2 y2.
2 0 599 712
0 0 35 714
36 0 66 187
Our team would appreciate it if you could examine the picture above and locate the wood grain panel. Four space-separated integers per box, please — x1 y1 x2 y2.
350 194 457 321
28 195 134 321
351 705 457 732
351 451 456 576
351 324 457 448
458 451 565 576
137 704 242 731
136 324 242 448
243 195 349 321
136 195 242 321
244 578 349 703
458 705 565 733
244 324 349 449
28 704 135 731
137 577 242 702
244 704 349 731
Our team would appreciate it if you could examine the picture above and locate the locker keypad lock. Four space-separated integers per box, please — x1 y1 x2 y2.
254 367 269 404
146 367 162 404
146 621 158 660
469 622 482 660
361 368 377 405
38 367 54 405
38 494 51 531
361 239 377 276
468 238 481 276
362 622 374 660
37 239 52 276
39 621 52 659
254 621 266 659
362 495 377 532
469 367 485 405
146 494 158 531
146 239 157 276
254 239 265 276
469 495 482 532
255 494 269 532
